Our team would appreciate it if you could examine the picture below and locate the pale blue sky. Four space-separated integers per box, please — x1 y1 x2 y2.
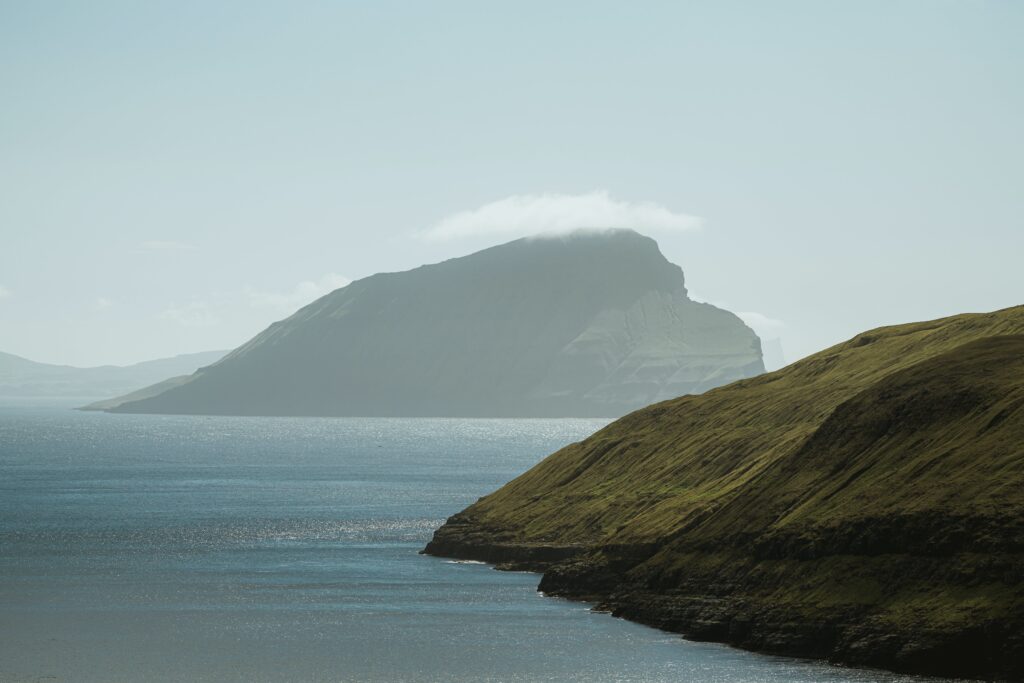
2 1 1022 366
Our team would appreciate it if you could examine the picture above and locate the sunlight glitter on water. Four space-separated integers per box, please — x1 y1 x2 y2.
0 409 950 683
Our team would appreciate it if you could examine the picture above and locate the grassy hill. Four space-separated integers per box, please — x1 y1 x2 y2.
425 306 1024 679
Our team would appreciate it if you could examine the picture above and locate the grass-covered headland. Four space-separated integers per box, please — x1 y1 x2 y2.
425 306 1024 680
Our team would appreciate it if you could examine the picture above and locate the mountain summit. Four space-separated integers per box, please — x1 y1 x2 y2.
112 230 763 417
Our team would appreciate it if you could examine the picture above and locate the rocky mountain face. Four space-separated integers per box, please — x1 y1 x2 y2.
111 230 763 417
424 306 1024 680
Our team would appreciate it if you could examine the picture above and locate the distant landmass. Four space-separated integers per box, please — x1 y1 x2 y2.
425 305 1024 680
108 229 764 417
79 375 196 411
0 350 227 403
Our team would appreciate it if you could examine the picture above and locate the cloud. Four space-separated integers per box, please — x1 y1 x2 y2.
419 191 702 242
735 311 786 338
0 285 10 300
158 301 219 327
139 240 197 252
246 273 351 312
94 297 113 311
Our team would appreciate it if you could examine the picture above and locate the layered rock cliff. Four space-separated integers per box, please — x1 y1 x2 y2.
111 230 763 417
425 306 1024 679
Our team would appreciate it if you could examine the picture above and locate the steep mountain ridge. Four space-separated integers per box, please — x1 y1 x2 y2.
112 230 763 417
425 306 1024 679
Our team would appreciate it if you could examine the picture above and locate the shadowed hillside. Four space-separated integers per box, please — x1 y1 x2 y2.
425 306 1024 679
111 230 763 417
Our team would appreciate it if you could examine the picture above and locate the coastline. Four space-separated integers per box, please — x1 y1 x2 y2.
421 313 1024 682
423 525 1021 681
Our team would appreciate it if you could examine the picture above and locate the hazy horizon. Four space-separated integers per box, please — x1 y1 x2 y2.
2 1 1022 366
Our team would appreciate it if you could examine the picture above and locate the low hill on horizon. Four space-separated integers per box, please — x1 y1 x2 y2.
0 349 227 403
109 230 764 418
425 305 1024 679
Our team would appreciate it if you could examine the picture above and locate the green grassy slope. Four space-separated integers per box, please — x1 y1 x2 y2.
425 306 1024 678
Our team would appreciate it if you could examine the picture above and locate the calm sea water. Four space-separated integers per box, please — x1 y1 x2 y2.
0 407 931 683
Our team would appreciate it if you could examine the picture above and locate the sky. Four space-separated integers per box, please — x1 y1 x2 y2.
1 1 1022 367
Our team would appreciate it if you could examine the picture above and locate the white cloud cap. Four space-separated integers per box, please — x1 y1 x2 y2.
420 191 702 242
0 285 11 299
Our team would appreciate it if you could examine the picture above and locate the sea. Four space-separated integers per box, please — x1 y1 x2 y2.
0 406 935 682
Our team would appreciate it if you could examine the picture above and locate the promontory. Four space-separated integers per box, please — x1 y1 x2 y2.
425 305 1024 680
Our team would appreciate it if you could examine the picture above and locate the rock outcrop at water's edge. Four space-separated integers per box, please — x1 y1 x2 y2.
425 306 1024 680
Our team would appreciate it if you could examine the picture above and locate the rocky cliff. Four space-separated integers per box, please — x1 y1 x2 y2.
111 230 763 417
425 306 1024 679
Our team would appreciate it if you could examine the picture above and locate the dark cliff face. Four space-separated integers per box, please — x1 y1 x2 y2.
424 306 1024 680
113 230 763 417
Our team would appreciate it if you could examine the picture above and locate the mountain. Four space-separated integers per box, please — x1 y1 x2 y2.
424 305 1024 679
0 350 227 402
110 230 764 417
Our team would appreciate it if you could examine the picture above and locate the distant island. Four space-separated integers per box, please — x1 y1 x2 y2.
0 349 226 403
425 305 1024 680
103 230 763 417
